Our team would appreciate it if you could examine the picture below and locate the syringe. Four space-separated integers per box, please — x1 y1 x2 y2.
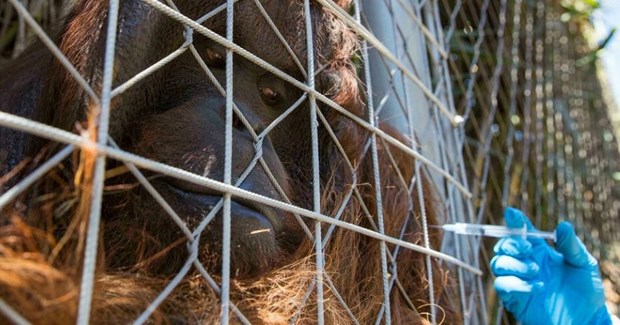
434 223 556 242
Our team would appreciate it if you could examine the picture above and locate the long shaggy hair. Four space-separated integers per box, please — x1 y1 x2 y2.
0 0 460 323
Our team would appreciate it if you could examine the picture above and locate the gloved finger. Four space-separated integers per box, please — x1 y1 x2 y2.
493 237 533 258
494 276 543 317
554 221 596 268
504 208 545 246
494 275 544 296
490 255 540 279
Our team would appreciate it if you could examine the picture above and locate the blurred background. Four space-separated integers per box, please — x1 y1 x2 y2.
440 0 620 318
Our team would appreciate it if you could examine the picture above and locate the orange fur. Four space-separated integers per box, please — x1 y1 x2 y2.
0 1 460 323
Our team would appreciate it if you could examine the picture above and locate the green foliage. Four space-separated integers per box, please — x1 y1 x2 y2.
576 28 616 67
560 0 601 22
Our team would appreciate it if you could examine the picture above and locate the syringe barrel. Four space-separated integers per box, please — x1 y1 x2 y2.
446 223 556 241
449 223 516 238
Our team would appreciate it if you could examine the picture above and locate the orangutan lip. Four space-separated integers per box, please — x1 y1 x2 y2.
166 184 282 232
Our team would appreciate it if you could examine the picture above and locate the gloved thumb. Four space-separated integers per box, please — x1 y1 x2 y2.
555 221 593 268
504 208 544 246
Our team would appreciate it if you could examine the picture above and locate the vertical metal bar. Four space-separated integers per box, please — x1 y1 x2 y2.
303 1 324 323
353 1 391 323
418 163 439 325
417 2 440 323
220 0 235 323
76 0 119 323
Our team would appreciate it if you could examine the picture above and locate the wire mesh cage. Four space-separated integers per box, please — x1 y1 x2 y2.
443 0 620 319
0 0 617 324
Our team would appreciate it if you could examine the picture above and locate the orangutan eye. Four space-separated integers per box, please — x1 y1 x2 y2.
258 86 280 104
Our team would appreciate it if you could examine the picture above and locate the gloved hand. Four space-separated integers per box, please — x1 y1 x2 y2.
491 208 611 325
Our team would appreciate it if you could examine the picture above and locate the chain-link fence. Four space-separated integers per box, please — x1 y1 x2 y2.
0 0 617 324
441 0 620 318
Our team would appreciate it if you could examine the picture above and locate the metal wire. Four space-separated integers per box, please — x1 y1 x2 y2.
77 0 119 323
0 145 74 210
219 0 235 322
353 1 392 323
303 0 325 323
138 0 473 199
0 299 30 325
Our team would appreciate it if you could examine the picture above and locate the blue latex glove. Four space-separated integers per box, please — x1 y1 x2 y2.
491 208 611 325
